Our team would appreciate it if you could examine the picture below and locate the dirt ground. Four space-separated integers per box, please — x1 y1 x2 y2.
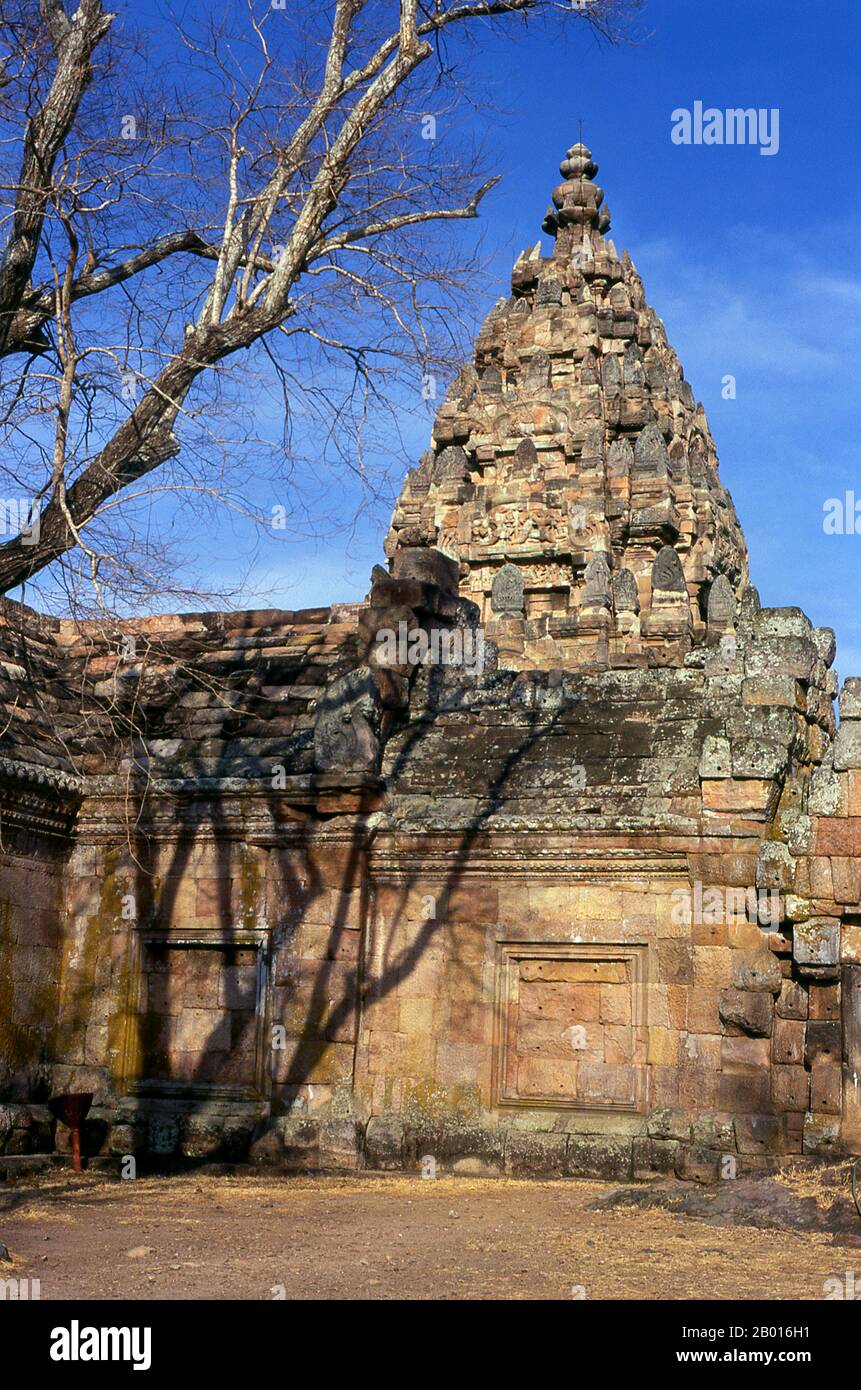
2 1168 859 1301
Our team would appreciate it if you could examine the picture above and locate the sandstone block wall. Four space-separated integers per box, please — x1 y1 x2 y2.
0 838 67 1105
0 576 858 1177
0 600 80 1113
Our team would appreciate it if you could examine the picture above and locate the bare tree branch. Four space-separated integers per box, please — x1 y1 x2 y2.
0 0 114 353
0 0 640 601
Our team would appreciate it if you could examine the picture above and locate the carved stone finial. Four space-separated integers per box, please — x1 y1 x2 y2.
513 438 538 471
541 141 611 239
652 545 686 594
706 574 736 646
313 668 382 773
737 583 762 635
607 437 633 477
491 562 525 615
634 423 670 475
707 575 736 626
582 554 612 609
432 445 470 483
613 568 640 614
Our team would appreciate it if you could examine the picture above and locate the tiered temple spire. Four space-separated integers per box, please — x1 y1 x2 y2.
385 141 748 671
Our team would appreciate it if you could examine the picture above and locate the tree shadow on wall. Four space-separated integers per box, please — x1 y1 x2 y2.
101 636 578 1169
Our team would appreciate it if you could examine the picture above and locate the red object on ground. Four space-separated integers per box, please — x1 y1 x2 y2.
48 1093 93 1173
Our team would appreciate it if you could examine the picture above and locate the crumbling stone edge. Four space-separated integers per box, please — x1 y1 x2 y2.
1 1102 846 1185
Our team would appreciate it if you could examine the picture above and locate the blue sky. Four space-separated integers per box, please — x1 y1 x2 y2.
67 2 861 670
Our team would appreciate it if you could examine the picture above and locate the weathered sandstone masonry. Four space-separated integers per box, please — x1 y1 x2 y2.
1 144 861 1178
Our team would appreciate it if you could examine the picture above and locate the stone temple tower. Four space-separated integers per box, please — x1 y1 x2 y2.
3 139 860 1183
386 143 748 670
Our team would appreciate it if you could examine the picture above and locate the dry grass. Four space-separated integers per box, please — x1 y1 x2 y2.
1 1170 856 1301
773 1163 846 1213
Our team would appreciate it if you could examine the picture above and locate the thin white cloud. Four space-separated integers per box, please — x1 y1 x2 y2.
804 274 861 307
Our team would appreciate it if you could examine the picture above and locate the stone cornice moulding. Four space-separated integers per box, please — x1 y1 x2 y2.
369 844 689 881
0 756 81 796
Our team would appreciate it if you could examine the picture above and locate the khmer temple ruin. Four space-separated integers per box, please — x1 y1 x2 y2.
2 143 861 1181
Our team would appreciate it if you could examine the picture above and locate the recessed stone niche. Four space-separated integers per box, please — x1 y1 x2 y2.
123 933 269 1099
493 942 648 1111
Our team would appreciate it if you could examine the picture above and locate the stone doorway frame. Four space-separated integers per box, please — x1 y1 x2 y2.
119 926 272 1102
